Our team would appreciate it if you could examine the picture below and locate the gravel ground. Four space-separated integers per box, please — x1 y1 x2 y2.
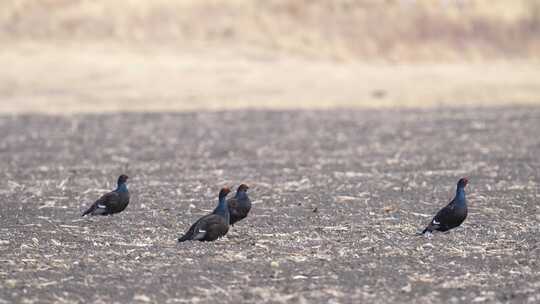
0 107 539 303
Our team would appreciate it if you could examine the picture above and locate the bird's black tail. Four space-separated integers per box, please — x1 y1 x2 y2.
178 224 196 242
81 202 98 217
418 226 431 235
178 234 191 242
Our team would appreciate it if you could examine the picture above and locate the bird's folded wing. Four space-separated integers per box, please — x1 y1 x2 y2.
191 214 217 240
433 204 454 225
95 192 120 208
227 197 239 208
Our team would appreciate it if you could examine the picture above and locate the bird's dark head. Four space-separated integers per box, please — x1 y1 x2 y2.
219 187 231 199
237 184 249 193
117 174 129 185
457 177 468 188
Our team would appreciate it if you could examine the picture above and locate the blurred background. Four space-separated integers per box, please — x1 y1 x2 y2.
1 0 539 113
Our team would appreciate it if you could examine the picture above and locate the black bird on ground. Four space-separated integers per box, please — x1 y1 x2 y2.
421 177 469 234
178 187 231 242
225 184 251 225
82 175 130 216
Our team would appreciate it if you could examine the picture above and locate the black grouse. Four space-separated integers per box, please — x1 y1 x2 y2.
178 187 231 242
82 175 130 216
421 177 469 234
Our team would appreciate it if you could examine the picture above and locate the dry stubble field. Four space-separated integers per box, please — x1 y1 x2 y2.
0 108 539 303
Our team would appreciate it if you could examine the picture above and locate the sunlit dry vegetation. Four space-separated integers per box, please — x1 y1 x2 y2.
0 0 539 112
1 0 539 60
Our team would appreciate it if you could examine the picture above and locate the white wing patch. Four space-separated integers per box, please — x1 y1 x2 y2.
432 219 440 225
193 229 207 240
97 204 106 209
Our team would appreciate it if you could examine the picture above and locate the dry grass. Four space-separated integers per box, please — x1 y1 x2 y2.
1 1 539 113
1 1 540 113
0 0 539 60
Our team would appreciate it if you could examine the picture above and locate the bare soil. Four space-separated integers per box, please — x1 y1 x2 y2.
1 107 539 303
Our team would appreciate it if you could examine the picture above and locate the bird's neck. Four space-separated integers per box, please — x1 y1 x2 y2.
214 196 230 220
116 183 128 193
455 186 466 205
236 191 248 200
